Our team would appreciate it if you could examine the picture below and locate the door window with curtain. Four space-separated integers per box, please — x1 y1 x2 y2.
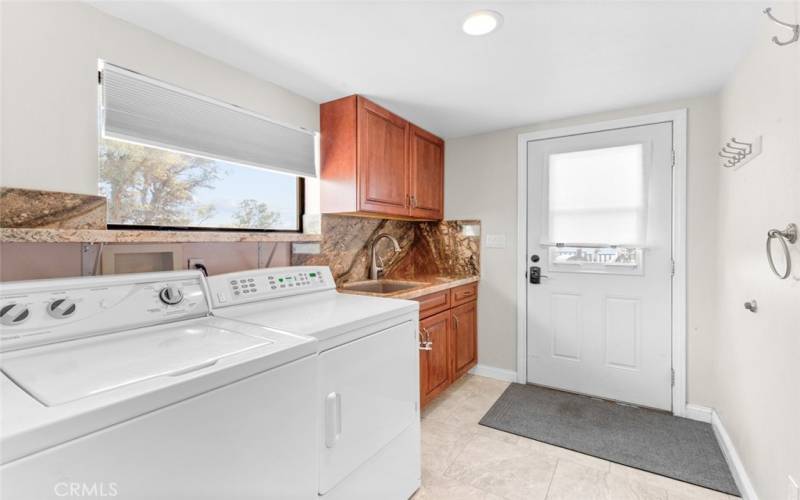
542 142 651 274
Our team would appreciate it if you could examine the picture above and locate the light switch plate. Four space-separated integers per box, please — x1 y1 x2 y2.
485 234 506 249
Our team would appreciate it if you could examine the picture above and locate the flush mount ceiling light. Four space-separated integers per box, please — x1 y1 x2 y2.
462 10 503 36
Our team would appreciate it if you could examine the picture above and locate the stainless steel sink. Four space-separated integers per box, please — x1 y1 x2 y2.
341 280 427 294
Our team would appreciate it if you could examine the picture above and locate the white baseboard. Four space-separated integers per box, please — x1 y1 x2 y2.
711 410 759 500
684 403 713 423
469 364 517 382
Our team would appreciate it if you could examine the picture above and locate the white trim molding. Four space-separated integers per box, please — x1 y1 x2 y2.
516 109 689 417
684 404 713 423
712 410 759 500
469 364 518 383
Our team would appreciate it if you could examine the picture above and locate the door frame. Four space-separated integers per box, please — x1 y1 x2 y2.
515 109 688 417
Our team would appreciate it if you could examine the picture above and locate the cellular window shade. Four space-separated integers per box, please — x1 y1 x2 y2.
544 144 649 247
100 63 318 178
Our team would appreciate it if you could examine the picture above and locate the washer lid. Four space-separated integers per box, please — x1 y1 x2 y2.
0 320 272 406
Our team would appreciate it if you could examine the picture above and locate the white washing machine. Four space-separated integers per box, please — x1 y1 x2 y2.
207 266 421 500
0 271 318 500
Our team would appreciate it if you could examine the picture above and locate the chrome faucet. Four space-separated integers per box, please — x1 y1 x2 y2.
370 233 402 280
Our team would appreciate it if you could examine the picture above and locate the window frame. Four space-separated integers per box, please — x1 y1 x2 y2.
98 61 310 234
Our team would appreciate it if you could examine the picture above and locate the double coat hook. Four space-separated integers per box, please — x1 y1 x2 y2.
763 8 799 46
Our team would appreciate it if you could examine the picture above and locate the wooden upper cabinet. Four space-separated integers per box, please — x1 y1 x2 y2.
358 98 409 216
408 125 445 219
320 95 444 220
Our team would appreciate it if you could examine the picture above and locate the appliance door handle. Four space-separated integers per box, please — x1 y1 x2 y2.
325 392 342 448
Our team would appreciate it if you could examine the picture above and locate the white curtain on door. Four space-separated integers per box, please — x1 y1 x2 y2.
543 143 650 247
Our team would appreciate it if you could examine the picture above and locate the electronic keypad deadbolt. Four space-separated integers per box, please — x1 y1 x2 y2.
530 266 545 284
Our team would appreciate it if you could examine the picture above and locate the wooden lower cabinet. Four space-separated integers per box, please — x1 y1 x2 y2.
451 301 477 381
419 310 451 406
417 283 478 408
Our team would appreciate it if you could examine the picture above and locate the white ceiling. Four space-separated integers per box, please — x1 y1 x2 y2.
90 1 761 138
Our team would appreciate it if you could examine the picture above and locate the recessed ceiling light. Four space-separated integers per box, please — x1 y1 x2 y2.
462 10 503 36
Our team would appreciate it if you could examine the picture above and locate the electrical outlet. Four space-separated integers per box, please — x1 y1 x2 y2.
788 475 799 500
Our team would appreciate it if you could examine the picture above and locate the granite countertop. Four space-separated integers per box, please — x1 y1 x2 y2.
338 275 479 300
0 228 322 244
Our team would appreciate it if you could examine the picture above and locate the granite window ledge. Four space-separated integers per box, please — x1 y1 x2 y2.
0 228 322 244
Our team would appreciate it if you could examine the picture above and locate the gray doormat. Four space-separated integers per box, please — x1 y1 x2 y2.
479 383 739 497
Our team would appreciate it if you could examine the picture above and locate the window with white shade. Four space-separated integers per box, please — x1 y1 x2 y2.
544 144 649 247
97 61 317 232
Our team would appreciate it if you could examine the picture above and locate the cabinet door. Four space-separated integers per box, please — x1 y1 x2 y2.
419 310 450 406
357 97 409 216
451 301 477 380
408 125 444 219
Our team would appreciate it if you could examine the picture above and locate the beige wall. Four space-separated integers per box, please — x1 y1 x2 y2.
445 94 722 405
0 2 316 279
0 242 292 282
714 3 800 498
0 1 319 195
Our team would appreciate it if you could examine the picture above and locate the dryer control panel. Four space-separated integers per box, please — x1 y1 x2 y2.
208 266 336 308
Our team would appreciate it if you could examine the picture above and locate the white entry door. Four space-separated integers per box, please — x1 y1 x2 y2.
526 122 673 410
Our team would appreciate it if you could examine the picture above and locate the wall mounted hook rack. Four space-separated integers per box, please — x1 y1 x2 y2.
719 136 762 169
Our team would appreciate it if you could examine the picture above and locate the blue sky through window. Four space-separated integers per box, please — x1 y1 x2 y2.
193 161 298 230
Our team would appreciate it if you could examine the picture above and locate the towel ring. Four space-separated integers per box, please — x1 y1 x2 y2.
766 223 797 279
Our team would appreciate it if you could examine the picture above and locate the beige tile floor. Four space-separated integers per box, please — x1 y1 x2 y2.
413 375 739 500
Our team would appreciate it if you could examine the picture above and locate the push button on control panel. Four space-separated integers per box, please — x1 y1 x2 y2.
224 269 328 299
230 276 259 296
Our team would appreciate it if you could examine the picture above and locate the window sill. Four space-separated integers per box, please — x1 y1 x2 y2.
0 228 321 244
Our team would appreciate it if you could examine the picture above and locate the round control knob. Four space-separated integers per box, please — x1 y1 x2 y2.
0 303 31 326
159 286 184 305
47 298 77 319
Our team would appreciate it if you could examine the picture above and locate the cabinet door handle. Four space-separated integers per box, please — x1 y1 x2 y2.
325 392 342 448
419 327 432 350
453 315 459 330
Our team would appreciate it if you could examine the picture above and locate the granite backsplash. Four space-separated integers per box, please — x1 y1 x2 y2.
0 188 106 229
0 188 480 284
291 215 480 285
